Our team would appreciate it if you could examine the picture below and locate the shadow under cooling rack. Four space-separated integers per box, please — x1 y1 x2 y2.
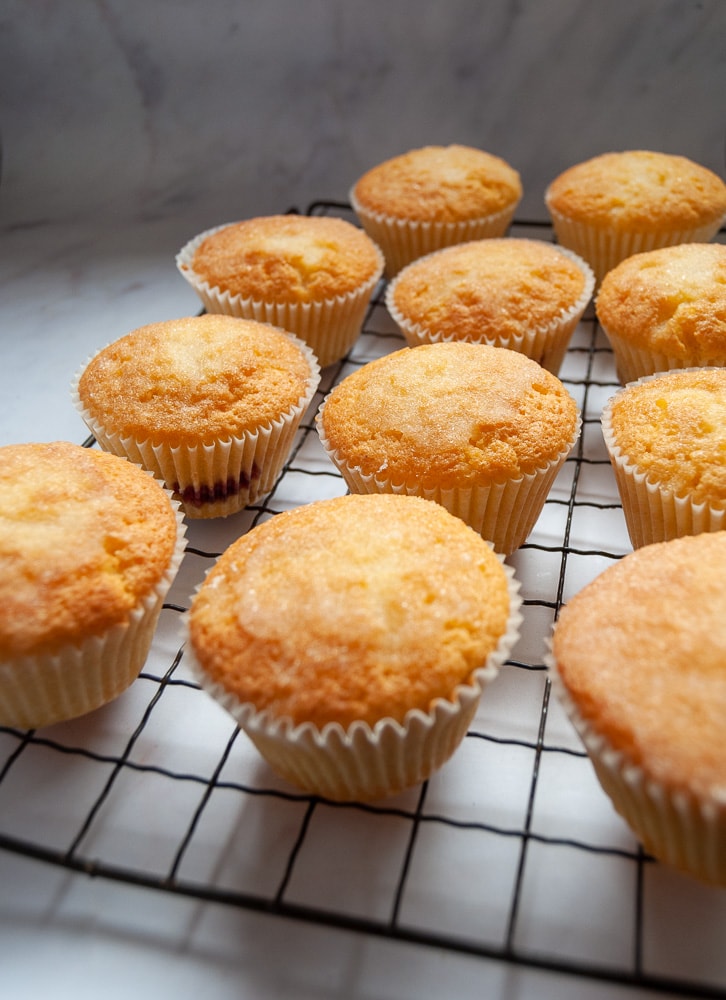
1 208 725 1000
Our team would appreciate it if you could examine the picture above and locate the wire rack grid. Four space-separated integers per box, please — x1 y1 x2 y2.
1 207 725 999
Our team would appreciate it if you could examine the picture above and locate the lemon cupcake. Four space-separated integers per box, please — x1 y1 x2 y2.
185 492 522 802
545 151 726 283
0 442 185 729
386 238 594 374
316 342 580 555
74 314 320 519
601 367 726 548
176 214 384 366
548 531 726 886
350 144 522 277
595 242 726 384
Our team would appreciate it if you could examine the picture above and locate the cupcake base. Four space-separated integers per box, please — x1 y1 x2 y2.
199 671 488 801
0 602 164 728
600 326 726 386
548 662 726 886
350 190 518 279
607 461 726 549
547 206 723 286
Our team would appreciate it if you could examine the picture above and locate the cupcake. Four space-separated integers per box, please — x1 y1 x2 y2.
316 342 580 555
185 492 522 802
548 531 726 886
350 144 522 277
0 441 186 729
74 314 320 519
385 238 594 374
595 242 726 384
545 151 726 284
176 214 384 366
601 367 726 548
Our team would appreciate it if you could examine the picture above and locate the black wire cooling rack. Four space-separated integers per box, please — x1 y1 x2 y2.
1 207 725 999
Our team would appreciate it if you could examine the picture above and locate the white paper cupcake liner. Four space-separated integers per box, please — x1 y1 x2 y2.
349 187 519 279
601 371 726 547
599 323 726 386
0 496 187 730
72 335 320 519
183 562 522 802
547 650 726 886
176 223 384 367
385 244 595 375
316 406 580 556
545 201 723 286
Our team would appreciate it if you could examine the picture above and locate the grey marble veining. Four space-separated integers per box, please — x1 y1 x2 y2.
1 0 725 230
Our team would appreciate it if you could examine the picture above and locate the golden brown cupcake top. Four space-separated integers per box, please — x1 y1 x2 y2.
546 151 726 233
318 343 579 489
595 243 726 360
78 315 315 447
551 531 726 799
351 145 522 223
0 442 178 658
188 493 511 729
388 238 590 340
184 215 383 303
605 368 726 505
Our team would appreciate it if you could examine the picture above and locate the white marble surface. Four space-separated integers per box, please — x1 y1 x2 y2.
1 3 726 999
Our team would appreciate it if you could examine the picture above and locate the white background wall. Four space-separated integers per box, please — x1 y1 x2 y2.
2 0 725 231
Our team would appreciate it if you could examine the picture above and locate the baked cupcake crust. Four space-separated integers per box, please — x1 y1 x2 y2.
551 531 726 799
546 151 726 233
606 368 726 505
77 314 314 446
318 343 579 489
184 215 382 303
0 442 178 658
595 243 726 360
188 493 511 729
352 145 522 223
388 238 590 340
